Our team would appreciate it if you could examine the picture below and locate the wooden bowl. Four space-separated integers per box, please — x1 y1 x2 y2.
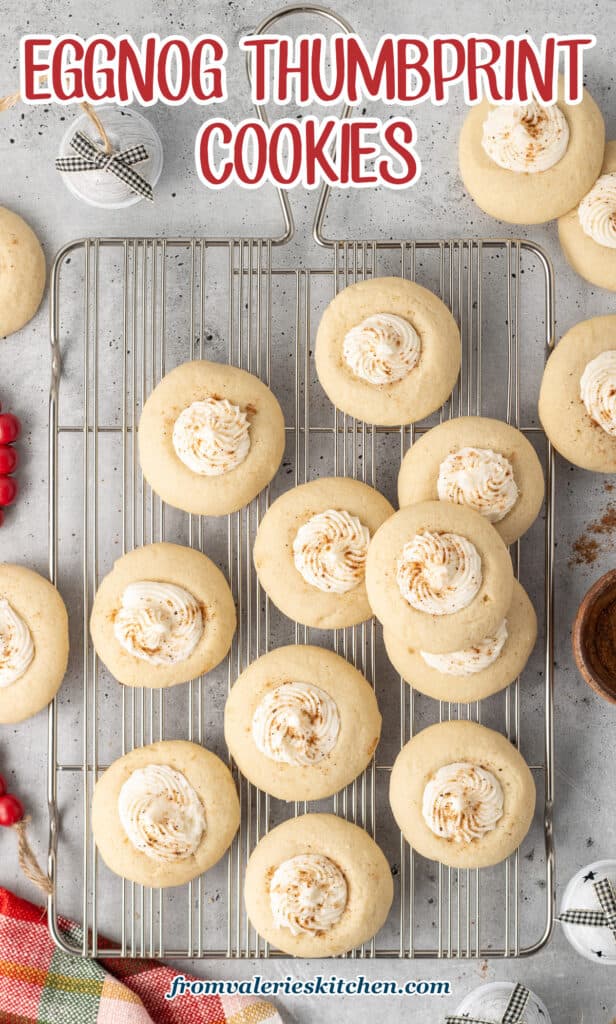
572 568 616 705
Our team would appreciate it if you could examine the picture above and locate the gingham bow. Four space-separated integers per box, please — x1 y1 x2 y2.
445 982 530 1024
55 130 153 201
557 876 616 938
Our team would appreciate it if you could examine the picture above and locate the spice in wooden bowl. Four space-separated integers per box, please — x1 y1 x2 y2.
573 568 616 704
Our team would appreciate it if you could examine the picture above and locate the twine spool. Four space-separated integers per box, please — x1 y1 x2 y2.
0 89 113 154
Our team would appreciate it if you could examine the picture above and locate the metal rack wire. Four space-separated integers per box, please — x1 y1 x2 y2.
47 231 555 959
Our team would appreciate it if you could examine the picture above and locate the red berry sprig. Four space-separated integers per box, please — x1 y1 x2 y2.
0 774 24 827
0 404 21 526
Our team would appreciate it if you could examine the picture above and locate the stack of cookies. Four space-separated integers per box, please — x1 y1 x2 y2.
366 414 545 869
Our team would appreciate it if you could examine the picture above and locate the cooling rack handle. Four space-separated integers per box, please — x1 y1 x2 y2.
246 3 355 246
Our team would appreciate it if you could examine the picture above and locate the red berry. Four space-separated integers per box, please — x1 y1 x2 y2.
0 794 24 826
0 446 17 475
0 414 20 444
0 775 5 797
0 478 17 506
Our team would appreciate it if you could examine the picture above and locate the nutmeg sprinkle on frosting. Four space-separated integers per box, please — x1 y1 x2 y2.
269 853 348 936
293 509 370 594
252 681 340 766
422 762 504 844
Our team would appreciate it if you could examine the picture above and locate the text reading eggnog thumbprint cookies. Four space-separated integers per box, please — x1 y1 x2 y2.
384 579 537 704
315 276 461 426
138 360 285 516
0 564 69 724
365 500 513 654
253 477 394 629
90 543 236 688
459 79 605 224
390 721 535 869
225 645 381 802
539 316 616 472
397 416 545 546
244 814 393 956
559 141 616 291
92 740 239 887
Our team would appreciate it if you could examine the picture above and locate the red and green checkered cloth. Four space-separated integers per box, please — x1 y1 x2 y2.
0 887 283 1023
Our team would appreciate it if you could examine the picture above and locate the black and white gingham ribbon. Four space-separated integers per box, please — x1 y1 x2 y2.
445 982 530 1024
557 876 616 938
55 130 153 201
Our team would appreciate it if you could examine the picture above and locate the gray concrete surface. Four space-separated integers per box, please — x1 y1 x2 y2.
2 1 616 1021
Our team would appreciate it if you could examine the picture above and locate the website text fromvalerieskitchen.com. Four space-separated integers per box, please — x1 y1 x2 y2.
164 974 452 999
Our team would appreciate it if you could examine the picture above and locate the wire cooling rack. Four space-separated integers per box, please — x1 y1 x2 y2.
47 231 555 960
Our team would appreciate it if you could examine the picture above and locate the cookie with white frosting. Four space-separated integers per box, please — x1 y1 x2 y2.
244 813 393 956
224 645 381 801
138 360 285 515
92 740 239 887
253 477 394 629
384 579 537 703
459 78 605 223
90 542 236 688
365 500 513 653
539 315 616 472
397 416 545 545
0 564 69 724
315 276 460 426
390 720 535 868
559 140 616 291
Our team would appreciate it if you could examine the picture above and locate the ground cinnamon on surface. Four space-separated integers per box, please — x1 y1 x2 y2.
570 505 616 565
590 507 616 535
571 536 600 566
593 598 616 679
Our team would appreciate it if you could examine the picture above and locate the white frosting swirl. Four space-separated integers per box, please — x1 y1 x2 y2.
396 531 482 615
0 598 34 688
420 619 508 676
293 509 370 594
579 173 616 248
269 854 347 936
172 397 250 476
482 102 569 173
343 313 421 385
422 763 504 844
114 581 203 665
118 764 206 861
580 351 616 437
437 447 519 523
252 682 340 766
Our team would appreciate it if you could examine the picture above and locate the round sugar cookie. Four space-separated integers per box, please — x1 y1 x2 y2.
253 476 394 629
92 740 239 888
244 813 393 956
538 315 616 472
90 542 236 688
397 416 545 545
390 720 536 868
139 360 285 516
0 207 46 338
315 276 460 426
559 140 616 291
459 80 605 224
0 564 68 724
365 500 514 653
384 579 537 703
224 645 381 801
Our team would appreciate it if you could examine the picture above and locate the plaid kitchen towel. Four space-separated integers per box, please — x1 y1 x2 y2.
0 887 283 1024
